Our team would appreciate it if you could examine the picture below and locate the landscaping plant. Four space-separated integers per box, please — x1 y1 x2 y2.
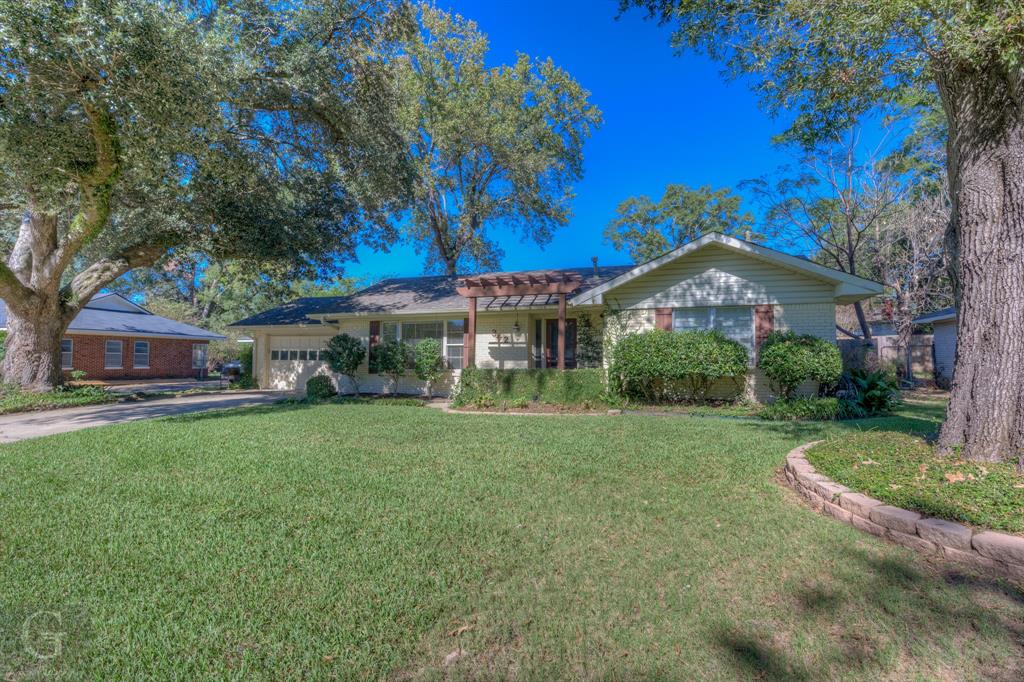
609 329 748 403
412 339 444 399
371 341 408 395
305 375 336 402
324 333 367 395
846 369 901 416
758 331 842 399
758 397 842 422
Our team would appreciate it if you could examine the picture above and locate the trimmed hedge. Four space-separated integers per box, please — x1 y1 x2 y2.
758 331 842 399
452 368 610 407
305 375 337 401
608 329 748 403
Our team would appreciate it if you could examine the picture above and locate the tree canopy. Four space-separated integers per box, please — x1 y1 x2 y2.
605 183 754 262
393 6 602 275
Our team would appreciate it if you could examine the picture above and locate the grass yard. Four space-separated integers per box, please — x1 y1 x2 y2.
808 427 1024 535
1 395 1023 679
0 384 117 414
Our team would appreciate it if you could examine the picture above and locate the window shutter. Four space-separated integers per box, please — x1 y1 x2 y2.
754 304 775 353
368 320 381 374
655 308 673 331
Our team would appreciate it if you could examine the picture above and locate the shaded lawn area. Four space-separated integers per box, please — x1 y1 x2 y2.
1 396 1022 680
0 385 117 414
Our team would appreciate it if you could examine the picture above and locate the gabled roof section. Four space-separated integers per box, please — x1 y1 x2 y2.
230 265 635 327
913 307 956 324
0 295 224 340
84 292 152 315
569 232 884 306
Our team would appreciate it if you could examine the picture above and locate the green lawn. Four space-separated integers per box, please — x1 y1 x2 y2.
0 384 117 414
1 396 1022 680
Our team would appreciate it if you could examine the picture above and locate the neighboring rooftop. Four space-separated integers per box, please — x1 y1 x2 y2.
0 293 224 340
914 307 956 325
230 265 635 327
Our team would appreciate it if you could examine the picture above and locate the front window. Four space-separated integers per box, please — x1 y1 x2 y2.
445 319 465 369
192 344 207 369
133 341 150 368
673 306 754 351
60 339 73 369
104 340 123 369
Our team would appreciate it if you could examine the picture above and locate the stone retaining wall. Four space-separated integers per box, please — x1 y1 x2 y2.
785 442 1024 582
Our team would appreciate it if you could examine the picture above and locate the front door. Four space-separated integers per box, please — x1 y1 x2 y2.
544 318 577 368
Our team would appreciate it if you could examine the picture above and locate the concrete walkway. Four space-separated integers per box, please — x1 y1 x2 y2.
0 391 283 444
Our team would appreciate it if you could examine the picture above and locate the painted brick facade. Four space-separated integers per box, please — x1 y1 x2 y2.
61 334 208 380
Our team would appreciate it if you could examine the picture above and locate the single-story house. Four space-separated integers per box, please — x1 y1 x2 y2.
230 233 884 399
0 293 224 380
914 307 956 382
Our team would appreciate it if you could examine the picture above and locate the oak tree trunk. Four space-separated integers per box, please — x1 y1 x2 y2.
936 60 1024 468
1 299 69 392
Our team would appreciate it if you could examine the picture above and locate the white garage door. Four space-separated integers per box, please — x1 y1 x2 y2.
268 337 332 391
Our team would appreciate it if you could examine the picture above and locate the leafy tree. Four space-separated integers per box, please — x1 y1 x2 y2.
605 184 755 262
394 6 601 275
324 333 367 396
412 338 444 398
0 0 404 391
371 341 408 395
746 128 905 339
622 0 1024 466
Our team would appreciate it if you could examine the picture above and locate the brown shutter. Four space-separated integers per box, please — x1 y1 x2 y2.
655 308 673 331
754 304 775 353
368 320 381 373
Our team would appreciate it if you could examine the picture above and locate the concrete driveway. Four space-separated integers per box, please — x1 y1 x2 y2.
0 391 284 444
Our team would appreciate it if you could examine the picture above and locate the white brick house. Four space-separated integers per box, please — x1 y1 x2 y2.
230 233 883 398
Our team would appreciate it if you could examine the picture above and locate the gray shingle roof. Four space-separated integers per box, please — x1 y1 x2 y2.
0 295 224 340
913 307 955 324
230 265 635 327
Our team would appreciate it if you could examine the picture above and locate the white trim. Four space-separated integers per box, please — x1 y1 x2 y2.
569 233 884 307
59 329 223 341
913 308 956 324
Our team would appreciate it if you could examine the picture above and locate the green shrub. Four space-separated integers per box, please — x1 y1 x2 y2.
758 331 842 399
333 396 424 407
371 341 408 394
413 338 445 398
305 375 336 401
452 368 609 407
324 333 366 395
758 397 842 421
846 368 901 415
608 329 748 403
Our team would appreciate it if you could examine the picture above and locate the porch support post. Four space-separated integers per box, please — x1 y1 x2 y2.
466 296 477 368
557 293 566 370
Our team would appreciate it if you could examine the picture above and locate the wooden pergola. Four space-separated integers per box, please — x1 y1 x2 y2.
456 271 583 369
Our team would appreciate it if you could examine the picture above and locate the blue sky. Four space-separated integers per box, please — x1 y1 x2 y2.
345 0 797 280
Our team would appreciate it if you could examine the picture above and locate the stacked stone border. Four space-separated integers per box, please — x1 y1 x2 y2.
785 441 1024 582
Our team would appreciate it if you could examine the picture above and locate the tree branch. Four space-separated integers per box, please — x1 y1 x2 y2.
64 243 166 310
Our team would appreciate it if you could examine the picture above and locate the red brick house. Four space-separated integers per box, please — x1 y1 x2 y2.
0 293 224 381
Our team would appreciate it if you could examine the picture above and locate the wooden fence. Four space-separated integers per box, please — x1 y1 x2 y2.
839 335 934 382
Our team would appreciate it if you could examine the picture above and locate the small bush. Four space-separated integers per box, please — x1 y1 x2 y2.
758 397 842 421
413 338 445 398
452 368 609 407
758 331 842 399
846 368 901 415
324 333 366 394
371 341 408 394
608 329 748 403
305 375 337 402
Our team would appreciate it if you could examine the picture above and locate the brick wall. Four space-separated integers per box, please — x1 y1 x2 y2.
62 334 208 380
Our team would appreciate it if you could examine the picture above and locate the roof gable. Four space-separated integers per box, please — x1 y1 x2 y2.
570 233 884 306
84 293 151 314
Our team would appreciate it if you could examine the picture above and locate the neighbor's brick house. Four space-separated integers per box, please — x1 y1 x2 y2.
0 293 223 381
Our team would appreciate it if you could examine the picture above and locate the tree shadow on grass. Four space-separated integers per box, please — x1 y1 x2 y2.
710 546 1024 681
162 400 314 425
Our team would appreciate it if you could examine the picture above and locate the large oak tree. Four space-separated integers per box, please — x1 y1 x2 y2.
623 0 1024 467
393 6 601 275
0 0 405 390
